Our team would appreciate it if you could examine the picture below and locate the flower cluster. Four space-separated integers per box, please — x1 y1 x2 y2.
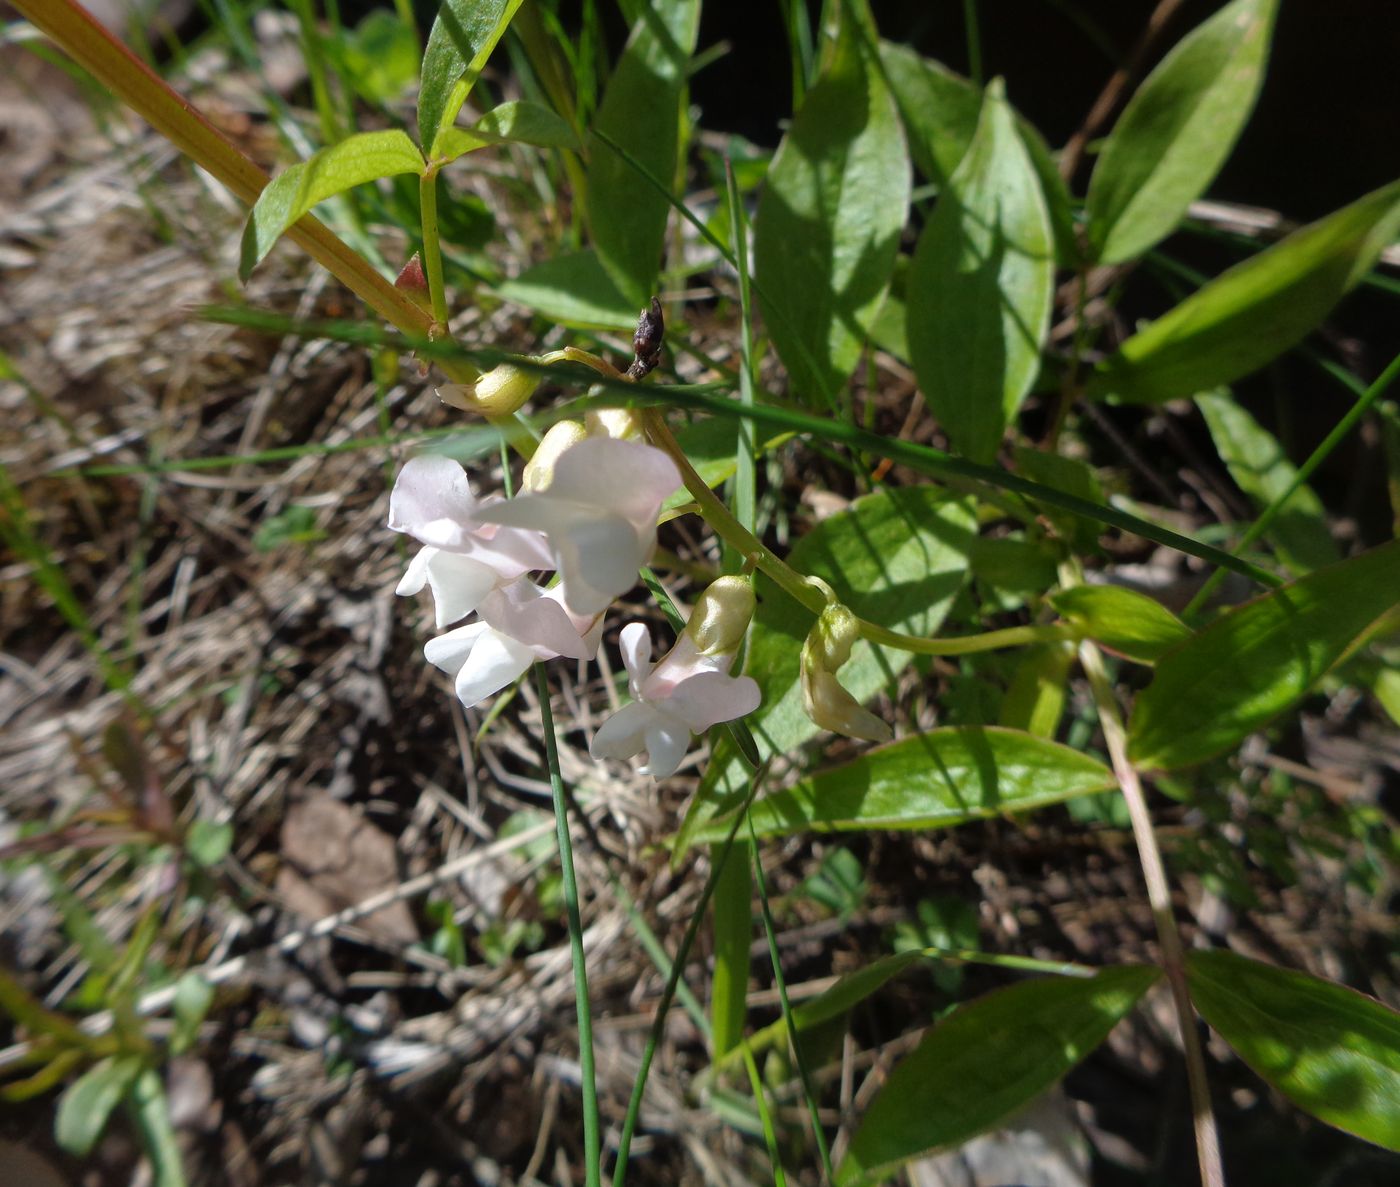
389 414 761 777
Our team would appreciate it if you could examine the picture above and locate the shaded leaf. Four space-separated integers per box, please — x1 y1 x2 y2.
418 0 525 154
129 1068 186 1187
998 642 1076 736
1051 585 1192 663
171 972 213 1056
1089 178 1400 404
835 966 1160 1185
240 131 424 280
1188 949 1400 1151
1086 0 1278 264
754 35 909 407
1197 389 1339 572
1128 540 1400 769
692 727 1116 842
56 1055 142 1156
586 0 701 305
909 79 1053 461
496 250 636 329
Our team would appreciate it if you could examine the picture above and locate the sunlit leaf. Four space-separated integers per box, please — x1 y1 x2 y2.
1128 540 1400 769
418 0 525 155
690 727 1116 842
239 131 424 280
1051 585 1192 664
586 0 701 305
1086 0 1279 264
496 250 636 329
835 966 1160 1185
754 33 909 407
434 100 581 164
908 79 1053 462
1188 949 1400 1151
1089 178 1400 404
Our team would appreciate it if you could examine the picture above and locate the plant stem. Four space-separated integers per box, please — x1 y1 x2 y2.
418 169 451 329
1080 640 1224 1187
535 666 600 1187
644 409 1081 657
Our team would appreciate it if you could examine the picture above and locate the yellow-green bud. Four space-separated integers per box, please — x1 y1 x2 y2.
437 362 539 416
523 420 588 492
800 604 892 743
684 576 756 657
585 407 644 440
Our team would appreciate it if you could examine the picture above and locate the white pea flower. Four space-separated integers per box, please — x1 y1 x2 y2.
389 455 554 629
424 578 604 708
591 577 760 778
801 603 892 743
473 437 681 617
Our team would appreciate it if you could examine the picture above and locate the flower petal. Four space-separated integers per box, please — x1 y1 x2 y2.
561 513 646 614
663 672 762 733
388 455 479 550
640 717 693 779
422 550 501 628
395 546 434 597
618 622 655 696
590 700 658 762
423 621 491 679
546 438 681 526
479 580 594 661
453 629 535 707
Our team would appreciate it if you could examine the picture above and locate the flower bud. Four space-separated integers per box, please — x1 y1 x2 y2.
394 253 432 314
437 362 540 416
801 604 892 743
585 407 644 441
523 420 588 492
684 575 756 658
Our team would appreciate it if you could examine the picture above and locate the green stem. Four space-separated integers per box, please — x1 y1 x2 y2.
962 0 983 85
535 666 600 1187
418 169 451 328
644 410 1082 658
1183 347 1400 618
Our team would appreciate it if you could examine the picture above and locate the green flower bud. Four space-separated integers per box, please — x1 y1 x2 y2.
437 362 540 416
800 604 892 743
684 575 756 657
523 420 588 492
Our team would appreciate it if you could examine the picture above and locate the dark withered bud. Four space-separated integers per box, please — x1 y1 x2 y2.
627 297 665 380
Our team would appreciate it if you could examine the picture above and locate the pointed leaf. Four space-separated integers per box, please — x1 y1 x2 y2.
754 36 909 407
1188 949 1400 1151
56 1055 143 1156
1128 540 1400 769
1051 585 1192 663
691 727 1116 843
1197 390 1340 573
418 0 525 155
908 79 1054 462
496 250 636 329
471 99 580 151
1087 0 1279 264
586 0 700 306
1089 179 1400 404
835 965 1161 1185
239 131 424 280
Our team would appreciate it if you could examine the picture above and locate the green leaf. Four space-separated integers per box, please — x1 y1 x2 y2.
341 10 419 106
418 0 525 155
171 973 213 1056
1089 178 1400 404
239 131 424 281
586 0 700 306
1086 0 1278 264
998 642 1075 736
1188 949 1400 1151
753 35 909 407
908 79 1054 462
1197 390 1340 573
185 820 232 868
56 1055 142 1156
1051 585 1192 664
435 100 581 164
1012 446 1105 553
1128 540 1400 770
129 1068 187 1187
879 46 1077 266
834 965 1160 1185
692 727 1116 843
496 250 636 329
